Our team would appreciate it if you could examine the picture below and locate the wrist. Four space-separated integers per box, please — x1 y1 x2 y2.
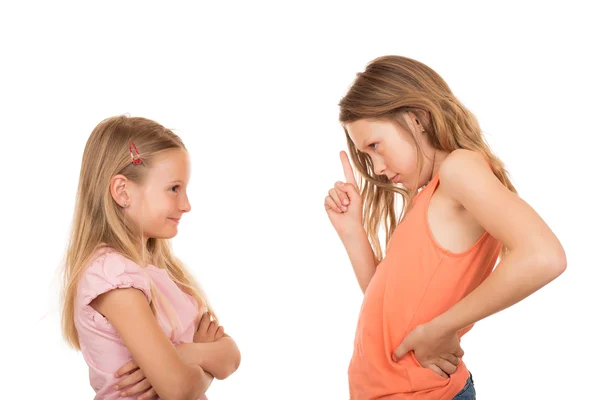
429 313 459 336
339 221 366 241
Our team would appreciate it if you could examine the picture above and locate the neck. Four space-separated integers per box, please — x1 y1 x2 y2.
429 149 449 179
418 151 437 191
429 151 437 181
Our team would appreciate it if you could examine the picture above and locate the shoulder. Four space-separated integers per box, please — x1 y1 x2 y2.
439 149 490 181
78 248 152 306
438 149 497 204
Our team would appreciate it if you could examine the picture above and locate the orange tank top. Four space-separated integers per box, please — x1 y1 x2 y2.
348 170 502 400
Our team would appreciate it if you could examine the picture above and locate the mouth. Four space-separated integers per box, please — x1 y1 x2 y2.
168 218 180 223
391 174 401 184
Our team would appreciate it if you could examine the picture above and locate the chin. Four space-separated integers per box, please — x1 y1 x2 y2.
165 231 178 239
150 230 178 240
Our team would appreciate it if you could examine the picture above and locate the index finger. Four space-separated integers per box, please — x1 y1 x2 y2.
197 312 210 332
340 151 357 186
115 359 138 377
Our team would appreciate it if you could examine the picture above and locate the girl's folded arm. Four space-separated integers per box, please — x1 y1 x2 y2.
91 287 211 400
185 335 241 380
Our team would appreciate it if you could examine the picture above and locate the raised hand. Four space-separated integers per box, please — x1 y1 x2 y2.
324 151 364 237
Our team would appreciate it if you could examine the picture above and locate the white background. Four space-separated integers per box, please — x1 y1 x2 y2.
1 1 598 399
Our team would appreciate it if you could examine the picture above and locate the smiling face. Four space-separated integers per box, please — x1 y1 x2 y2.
345 115 437 191
124 148 192 240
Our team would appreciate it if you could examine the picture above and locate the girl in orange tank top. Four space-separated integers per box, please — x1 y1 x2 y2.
324 56 566 399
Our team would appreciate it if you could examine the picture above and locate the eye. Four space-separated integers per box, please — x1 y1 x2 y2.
368 143 378 150
170 185 180 193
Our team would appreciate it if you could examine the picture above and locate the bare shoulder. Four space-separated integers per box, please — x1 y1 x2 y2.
436 149 494 209
439 149 491 182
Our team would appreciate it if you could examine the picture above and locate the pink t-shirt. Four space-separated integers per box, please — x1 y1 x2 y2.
74 247 208 400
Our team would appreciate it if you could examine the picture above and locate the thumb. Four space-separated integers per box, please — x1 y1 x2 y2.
392 341 411 362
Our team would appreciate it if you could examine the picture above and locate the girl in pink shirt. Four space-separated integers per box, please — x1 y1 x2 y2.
60 115 241 400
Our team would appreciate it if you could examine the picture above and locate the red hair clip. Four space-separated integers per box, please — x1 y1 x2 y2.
129 142 142 165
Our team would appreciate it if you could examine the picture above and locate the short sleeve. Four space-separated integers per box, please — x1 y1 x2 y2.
79 251 152 307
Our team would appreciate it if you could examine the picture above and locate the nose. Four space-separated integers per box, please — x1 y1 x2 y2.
372 156 387 176
180 192 191 213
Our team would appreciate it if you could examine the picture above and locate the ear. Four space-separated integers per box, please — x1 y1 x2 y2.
402 112 425 134
409 109 430 132
110 174 131 208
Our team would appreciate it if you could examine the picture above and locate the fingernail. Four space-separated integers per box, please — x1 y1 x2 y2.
343 200 349 205
392 355 397 362
342 206 348 211
114 385 119 390
121 393 127 397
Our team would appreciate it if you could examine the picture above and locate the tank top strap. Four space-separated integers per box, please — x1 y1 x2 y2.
425 170 441 202
410 170 440 207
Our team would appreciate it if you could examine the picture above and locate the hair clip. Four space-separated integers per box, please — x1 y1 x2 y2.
129 142 142 165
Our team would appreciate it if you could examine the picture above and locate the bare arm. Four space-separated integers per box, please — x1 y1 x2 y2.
339 223 379 293
326 151 379 293
91 288 212 400
181 335 241 380
431 150 567 334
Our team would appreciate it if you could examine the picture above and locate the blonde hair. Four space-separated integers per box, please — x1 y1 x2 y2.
60 115 217 350
339 56 517 262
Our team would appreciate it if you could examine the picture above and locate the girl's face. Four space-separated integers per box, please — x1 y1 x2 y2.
126 148 191 240
345 116 434 191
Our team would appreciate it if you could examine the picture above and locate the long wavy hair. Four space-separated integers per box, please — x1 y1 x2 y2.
339 56 516 262
60 115 217 350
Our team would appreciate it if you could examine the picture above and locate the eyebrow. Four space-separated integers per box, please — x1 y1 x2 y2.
358 140 370 152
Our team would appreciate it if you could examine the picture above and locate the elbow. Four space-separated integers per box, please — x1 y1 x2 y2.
544 237 567 278
229 348 242 376
548 245 567 278
530 244 567 282
215 346 241 380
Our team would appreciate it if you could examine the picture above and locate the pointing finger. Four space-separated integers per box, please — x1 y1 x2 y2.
340 151 358 187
